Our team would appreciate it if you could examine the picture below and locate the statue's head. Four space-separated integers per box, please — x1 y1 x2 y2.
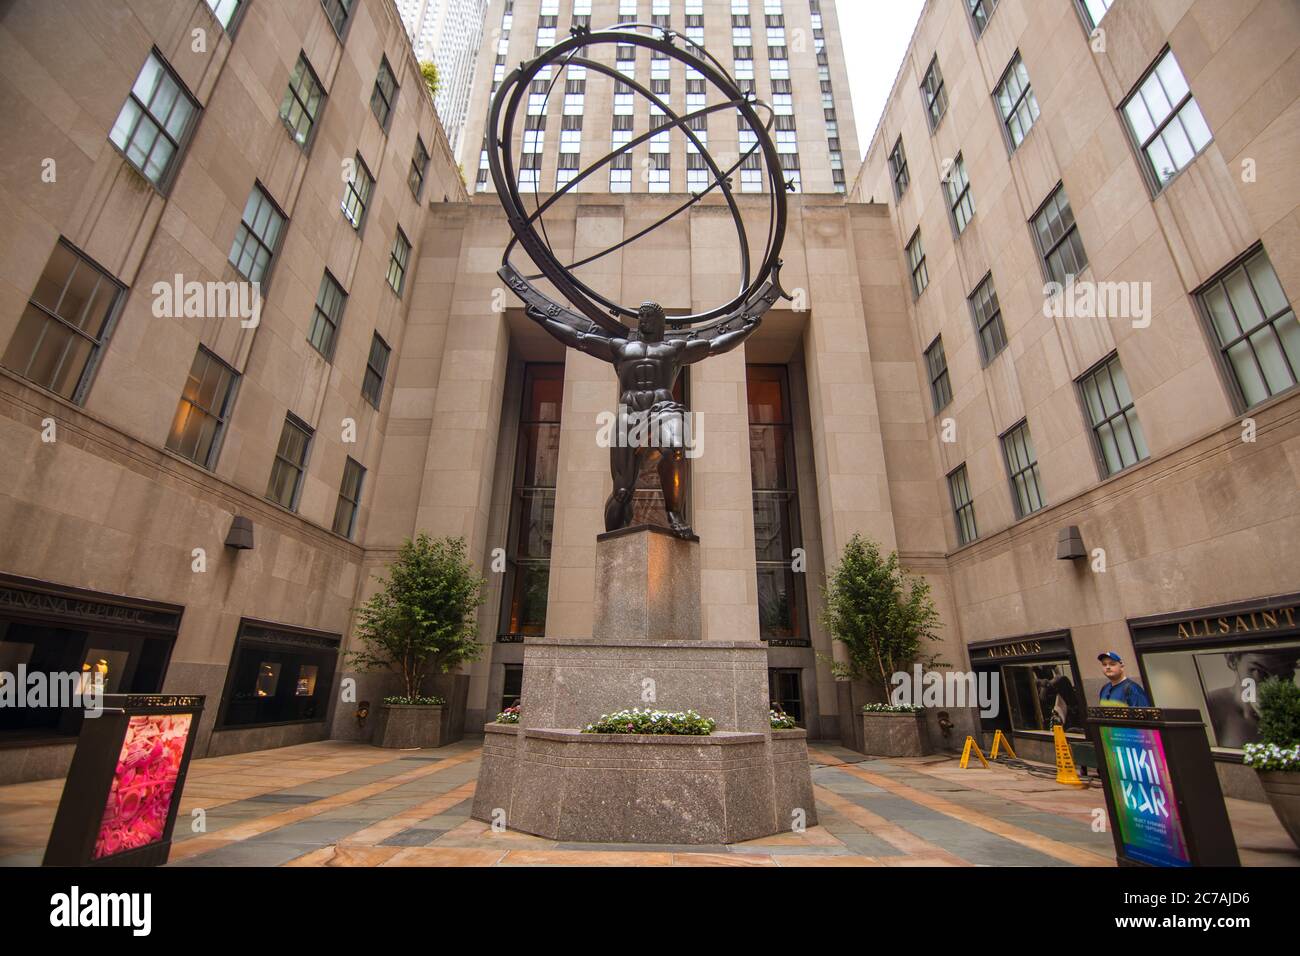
637 302 666 342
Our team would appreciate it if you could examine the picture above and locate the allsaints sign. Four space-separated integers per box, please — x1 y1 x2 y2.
1131 598 1300 647
1174 607 1296 640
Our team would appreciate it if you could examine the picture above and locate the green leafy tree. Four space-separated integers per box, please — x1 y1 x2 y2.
348 534 486 700
1258 677 1300 746
820 534 943 699
420 60 440 98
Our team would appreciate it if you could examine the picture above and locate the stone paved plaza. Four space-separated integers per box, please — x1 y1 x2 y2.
1 739 1295 867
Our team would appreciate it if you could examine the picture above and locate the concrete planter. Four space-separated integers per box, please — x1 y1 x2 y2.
372 703 444 749
1257 770 1300 848
861 710 932 757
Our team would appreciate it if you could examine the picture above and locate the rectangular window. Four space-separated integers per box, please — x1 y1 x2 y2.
741 168 762 192
501 664 523 712
321 0 353 36
266 414 312 511
905 229 928 298
387 229 411 296
610 168 631 192
948 464 977 546
332 457 365 538
1078 0 1113 31
747 366 809 645
370 57 398 129
205 0 242 30
966 0 997 35
924 337 951 413
769 669 803 724
308 271 347 360
888 136 909 199
1078 353 1149 476
920 56 947 131
1032 184 1087 285
994 53 1039 150
166 347 238 469
1121 48 1212 192
408 136 429 199
2 240 124 402
342 154 374 230
648 167 670 192
1198 246 1299 408
944 153 974 233
279 54 325 149
500 364 564 640
362 333 391 408
1001 421 1045 519
969 274 1007 364
108 51 199 189
228 184 286 284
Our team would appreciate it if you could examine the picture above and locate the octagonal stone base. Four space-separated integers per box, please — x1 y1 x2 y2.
473 723 816 844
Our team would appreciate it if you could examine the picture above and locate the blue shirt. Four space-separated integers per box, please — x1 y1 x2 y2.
1099 678 1150 707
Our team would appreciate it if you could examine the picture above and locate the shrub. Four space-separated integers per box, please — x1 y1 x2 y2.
1257 677 1300 747
1243 742 1300 772
820 534 943 699
583 708 716 735
495 705 521 724
770 708 797 730
863 703 923 714
348 534 486 701
420 60 440 97
383 695 445 706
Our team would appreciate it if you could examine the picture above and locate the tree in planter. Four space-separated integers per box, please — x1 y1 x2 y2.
819 533 943 700
348 534 486 701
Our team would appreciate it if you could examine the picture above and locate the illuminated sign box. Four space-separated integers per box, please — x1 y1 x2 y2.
43 694 204 867
1088 706 1238 867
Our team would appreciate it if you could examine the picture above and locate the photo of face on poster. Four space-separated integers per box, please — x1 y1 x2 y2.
1196 646 1300 750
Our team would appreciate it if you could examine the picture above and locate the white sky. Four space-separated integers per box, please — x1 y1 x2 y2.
835 0 927 159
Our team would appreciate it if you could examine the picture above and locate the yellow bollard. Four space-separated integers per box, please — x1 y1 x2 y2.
959 735 990 769
990 729 1016 759
1053 724 1085 788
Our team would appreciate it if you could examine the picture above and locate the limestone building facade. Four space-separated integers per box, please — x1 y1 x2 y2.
0 0 1296 808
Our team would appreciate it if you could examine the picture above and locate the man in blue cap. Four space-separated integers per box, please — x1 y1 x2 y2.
1097 651 1151 707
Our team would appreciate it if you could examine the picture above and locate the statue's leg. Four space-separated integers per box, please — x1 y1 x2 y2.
658 450 692 538
605 444 638 532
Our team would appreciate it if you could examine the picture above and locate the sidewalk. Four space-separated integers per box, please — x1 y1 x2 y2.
0 739 1293 866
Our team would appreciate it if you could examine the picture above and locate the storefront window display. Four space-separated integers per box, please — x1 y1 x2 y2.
217 620 339 729
1131 595 1299 754
969 631 1085 740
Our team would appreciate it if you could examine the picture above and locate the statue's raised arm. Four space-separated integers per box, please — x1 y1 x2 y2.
524 304 621 362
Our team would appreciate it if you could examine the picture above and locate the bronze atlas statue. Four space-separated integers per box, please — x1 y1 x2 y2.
487 20 792 538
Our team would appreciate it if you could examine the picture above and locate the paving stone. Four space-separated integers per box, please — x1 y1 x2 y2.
379 828 447 847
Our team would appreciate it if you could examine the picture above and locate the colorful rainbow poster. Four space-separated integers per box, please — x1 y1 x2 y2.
1099 724 1191 867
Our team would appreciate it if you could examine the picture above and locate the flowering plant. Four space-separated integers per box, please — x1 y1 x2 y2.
383 694 445 706
93 713 192 860
583 708 716 735
1243 742 1300 772
770 708 797 730
495 705 521 724
862 703 923 714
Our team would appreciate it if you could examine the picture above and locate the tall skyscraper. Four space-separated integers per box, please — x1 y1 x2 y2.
461 0 860 195
396 0 491 158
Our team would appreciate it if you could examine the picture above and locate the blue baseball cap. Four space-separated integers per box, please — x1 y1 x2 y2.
1097 651 1123 663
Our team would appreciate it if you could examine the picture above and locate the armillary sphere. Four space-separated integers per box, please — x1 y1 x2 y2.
488 21 792 343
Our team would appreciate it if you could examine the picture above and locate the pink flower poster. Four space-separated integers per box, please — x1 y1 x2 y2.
92 713 193 860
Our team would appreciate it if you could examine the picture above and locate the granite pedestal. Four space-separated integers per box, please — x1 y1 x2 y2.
472 525 817 844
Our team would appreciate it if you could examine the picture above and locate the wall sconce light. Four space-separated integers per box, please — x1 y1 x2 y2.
225 515 255 550
1056 525 1086 561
